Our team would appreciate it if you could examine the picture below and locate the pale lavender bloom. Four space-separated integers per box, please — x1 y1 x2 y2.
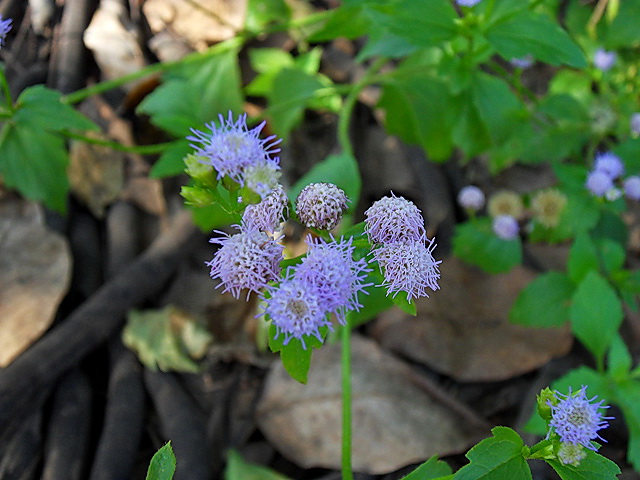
295 236 371 325
0 16 11 48
624 176 640 200
456 0 482 6
593 48 616 71
296 183 349 231
365 192 425 245
492 215 519 240
457 185 485 212
586 170 614 197
631 113 640 136
547 386 612 450
262 277 332 349
187 111 281 187
510 54 534 69
243 160 282 199
373 237 441 302
242 184 288 233
594 151 624 179
206 228 283 299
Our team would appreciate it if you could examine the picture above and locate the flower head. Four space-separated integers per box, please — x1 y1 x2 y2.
531 189 567 228
262 277 332 349
243 159 281 199
631 113 640 136
593 48 616 71
296 183 349 231
457 185 485 212
0 16 11 48
492 215 519 240
295 236 371 325
487 190 524 219
365 193 425 245
456 0 482 6
206 228 283 299
242 184 288 233
187 111 281 188
547 386 612 450
510 54 534 69
594 151 624 179
586 170 614 197
624 176 640 200
373 238 441 302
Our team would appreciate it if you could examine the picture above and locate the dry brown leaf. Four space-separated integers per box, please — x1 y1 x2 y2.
68 132 126 218
0 199 72 367
257 335 480 474
370 256 573 382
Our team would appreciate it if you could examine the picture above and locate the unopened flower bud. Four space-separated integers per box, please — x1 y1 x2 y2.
296 183 349 231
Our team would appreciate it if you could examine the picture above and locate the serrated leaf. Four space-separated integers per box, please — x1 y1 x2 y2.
224 449 291 480
547 449 621 480
452 220 522 274
146 442 176 480
290 152 361 208
454 427 531 480
401 456 453 480
568 232 599 284
486 11 586 68
570 272 623 365
123 306 213 373
509 272 574 328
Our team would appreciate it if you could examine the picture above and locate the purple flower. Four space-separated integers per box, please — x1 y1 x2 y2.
456 0 482 6
365 193 425 245
624 176 640 200
295 236 371 325
373 237 441 302
242 184 288 233
547 386 612 450
594 151 624 179
492 215 519 240
631 113 640 136
296 183 349 231
206 228 283 299
457 185 485 212
187 112 281 188
0 16 11 48
586 170 614 197
593 48 616 71
510 54 534 69
262 277 332 349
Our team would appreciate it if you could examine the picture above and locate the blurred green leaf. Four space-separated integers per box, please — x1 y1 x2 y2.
268 324 325 384
510 272 574 328
612 379 640 470
607 334 632 380
245 0 290 33
546 449 621 479
146 442 176 480
225 450 291 480
401 456 453 480
567 232 599 284
150 139 191 178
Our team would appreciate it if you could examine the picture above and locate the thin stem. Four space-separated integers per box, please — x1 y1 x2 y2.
60 130 174 154
341 318 354 480
337 57 387 156
0 67 14 113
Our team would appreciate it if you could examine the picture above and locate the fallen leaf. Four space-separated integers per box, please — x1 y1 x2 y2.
0 199 71 367
257 335 480 474
370 256 573 382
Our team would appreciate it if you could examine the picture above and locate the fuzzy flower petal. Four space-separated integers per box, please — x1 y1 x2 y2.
296 183 349 231
187 111 281 186
373 238 441 302
206 229 283 299
365 193 425 245
624 176 640 201
456 0 482 6
593 48 616 71
594 151 624 179
242 184 288 233
457 185 485 212
586 170 614 197
547 386 612 450
295 236 371 325
0 16 11 48
492 215 519 240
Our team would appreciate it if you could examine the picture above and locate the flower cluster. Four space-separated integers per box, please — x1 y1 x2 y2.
365 193 440 301
546 386 612 465
296 183 349 231
531 188 567 228
242 184 288 233
262 236 371 348
0 16 11 48
585 151 640 201
187 112 282 198
593 48 616 71
457 185 485 212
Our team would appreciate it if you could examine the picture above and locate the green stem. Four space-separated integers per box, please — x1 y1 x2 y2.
0 67 14 113
337 57 387 156
341 318 354 480
60 130 174 154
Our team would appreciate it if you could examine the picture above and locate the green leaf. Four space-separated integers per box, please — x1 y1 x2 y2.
601 0 640 48
379 74 457 161
146 442 176 480
570 272 623 364
189 202 239 232
224 449 291 480
611 379 640 470
391 290 417 316
509 272 574 328
454 427 531 480
597 238 625 275
567 232 599 284
122 306 213 373
607 334 632 380
290 152 361 208
268 324 326 384
485 11 586 68
150 139 191 178
546 449 621 480
306 4 372 41
245 0 291 33
562 191 601 234
452 220 522 274
401 456 453 480
347 269 394 328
